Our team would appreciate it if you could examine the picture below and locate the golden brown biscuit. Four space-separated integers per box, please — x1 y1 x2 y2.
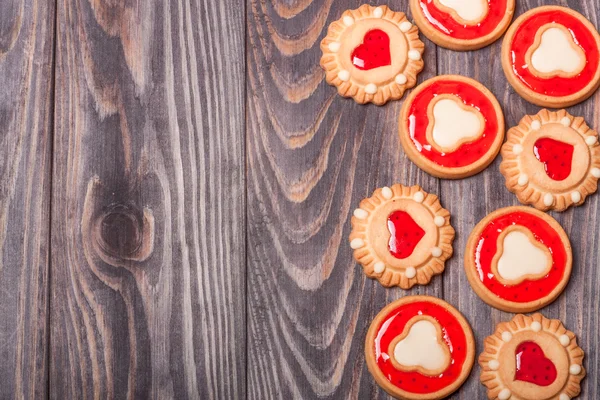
320 4 424 105
479 313 585 400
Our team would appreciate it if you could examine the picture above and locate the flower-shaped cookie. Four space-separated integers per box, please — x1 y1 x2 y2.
320 4 424 105
500 109 600 211
349 184 454 289
479 313 585 400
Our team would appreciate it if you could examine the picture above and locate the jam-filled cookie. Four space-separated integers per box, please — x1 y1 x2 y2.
349 184 454 289
410 0 515 51
399 75 505 179
500 109 600 211
320 4 425 105
366 295 475 400
479 313 585 400
501 6 600 108
464 206 572 313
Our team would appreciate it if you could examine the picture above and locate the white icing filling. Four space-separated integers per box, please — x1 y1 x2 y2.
381 187 393 199
531 321 542 332
497 230 550 281
408 50 421 60
513 144 524 154
561 116 572 127
569 364 582 375
434 216 445 227
502 332 512 342
571 191 582 203
431 247 443 257
559 394 570 400
353 208 368 219
400 21 413 32
489 360 500 370
395 73 407 85
374 262 386 274
592 168 600 178
343 15 354 26
328 42 341 53
518 174 529 186
365 83 377 94
393 320 448 371
498 389 512 400
431 98 483 150
586 135 598 146
559 334 571 347
373 7 384 18
438 0 487 22
405 267 416 279
338 70 350 81
544 193 554 206
413 192 425 203
531 27 585 74
350 238 364 249
531 120 542 130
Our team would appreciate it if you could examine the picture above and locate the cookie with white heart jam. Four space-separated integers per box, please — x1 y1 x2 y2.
464 206 572 313
349 184 455 289
409 0 515 51
398 75 505 179
500 109 600 212
479 313 585 400
501 6 600 108
365 295 475 400
320 4 425 105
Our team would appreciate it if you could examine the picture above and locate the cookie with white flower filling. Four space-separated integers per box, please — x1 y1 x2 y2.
320 4 424 105
349 184 454 289
365 295 475 400
479 313 585 400
500 109 600 212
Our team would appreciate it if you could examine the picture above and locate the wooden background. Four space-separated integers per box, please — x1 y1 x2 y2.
0 0 598 398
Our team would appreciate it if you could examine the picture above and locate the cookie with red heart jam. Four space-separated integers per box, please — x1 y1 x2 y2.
409 0 515 51
501 6 600 108
398 75 505 179
365 295 475 400
479 313 585 400
349 184 454 289
464 206 572 313
500 109 600 212
320 4 425 105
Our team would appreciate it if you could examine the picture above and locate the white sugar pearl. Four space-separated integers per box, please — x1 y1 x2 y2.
543 193 554 207
513 144 524 155
592 168 600 178
365 83 377 94
381 187 393 199
571 191 582 203
559 334 571 347
561 117 571 127
405 267 416 279
434 216 445 227
498 388 511 400
502 332 512 342
343 16 354 26
350 238 364 249
569 364 582 375
531 120 541 130
400 21 412 32
353 208 368 219
373 7 384 18
395 73 407 85
408 50 421 60
586 135 598 146
518 174 529 186
488 360 500 370
431 247 442 257
559 394 570 400
413 192 424 203
374 262 385 274
531 321 542 332
338 70 350 81
328 42 341 52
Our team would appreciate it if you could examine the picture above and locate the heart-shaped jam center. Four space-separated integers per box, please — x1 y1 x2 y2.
515 341 557 386
533 137 574 181
351 29 391 70
387 211 425 259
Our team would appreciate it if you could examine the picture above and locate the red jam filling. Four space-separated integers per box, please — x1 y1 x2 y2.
473 211 568 303
351 29 391 70
418 0 509 40
533 138 574 181
373 301 468 394
515 341 557 386
509 10 600 97
387 211 426 259
406 80 499 168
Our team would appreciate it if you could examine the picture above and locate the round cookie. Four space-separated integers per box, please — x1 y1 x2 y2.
500 109 600 212
320 4 425 105
398 75 505 179
365 295 475 400
464 206 572 313
501 6 600 108
349 184 454 289
410 0 515 51
479 313 585 400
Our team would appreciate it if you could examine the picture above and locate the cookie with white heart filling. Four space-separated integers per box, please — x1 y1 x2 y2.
479 313 585 400
365 295 475 400
464 206 572 313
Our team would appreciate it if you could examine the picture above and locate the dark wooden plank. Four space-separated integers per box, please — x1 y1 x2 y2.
0 0 54 398
246 1 442 398
438 0 600 397
50 0 245 398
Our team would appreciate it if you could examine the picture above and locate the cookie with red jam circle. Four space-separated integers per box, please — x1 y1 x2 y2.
365 295 475 400
501 6 600 108
410 0 515 51
479 313 585 400
320 4 425 105
399 75 505 179
500 109 600 212
464 206 572 313
349 184 455 289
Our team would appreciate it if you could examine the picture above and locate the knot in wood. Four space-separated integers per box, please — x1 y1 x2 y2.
98 203 144 258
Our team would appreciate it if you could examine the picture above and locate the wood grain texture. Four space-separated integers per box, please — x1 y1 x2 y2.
0 0 54 398
50 0 245 398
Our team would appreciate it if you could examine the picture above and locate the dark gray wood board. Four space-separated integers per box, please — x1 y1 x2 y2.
50 0 245 398
0 0 54 398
